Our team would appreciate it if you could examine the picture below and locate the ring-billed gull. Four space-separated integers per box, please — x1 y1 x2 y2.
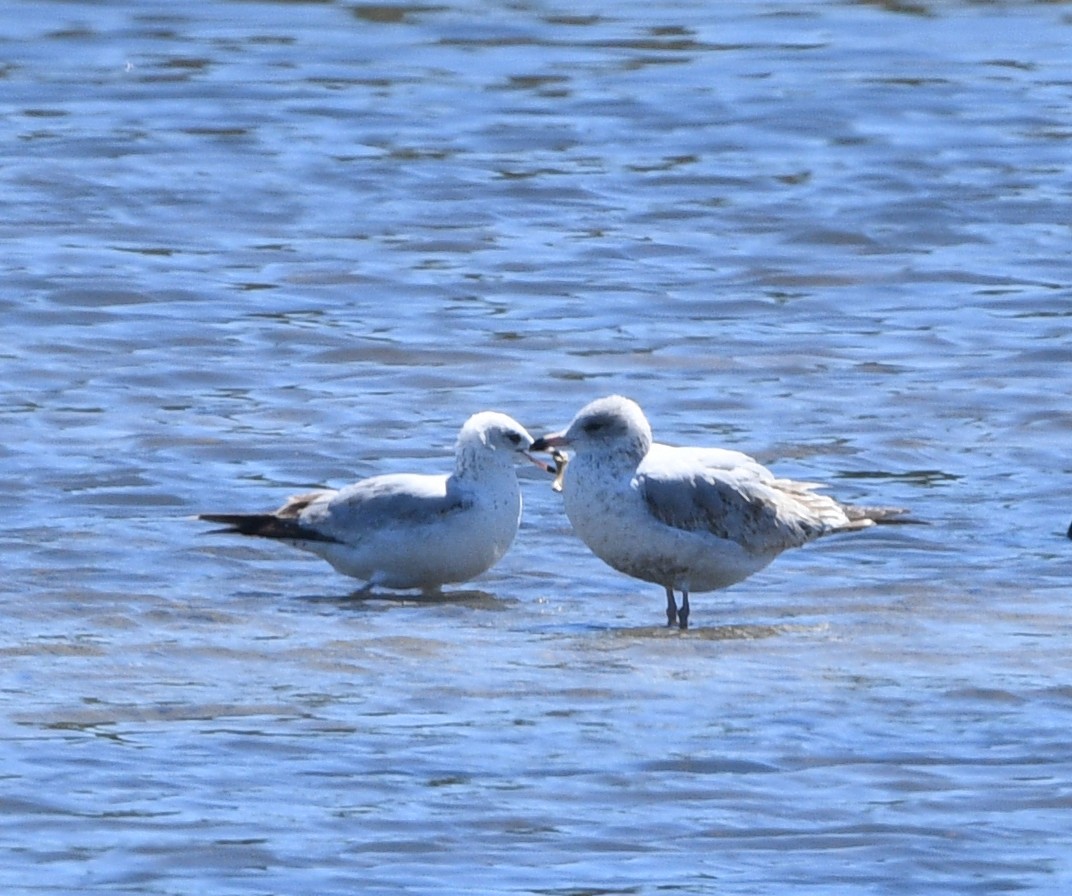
201 412 543 593
531 395 909 629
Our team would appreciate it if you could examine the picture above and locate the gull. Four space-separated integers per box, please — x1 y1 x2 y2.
200 412 543 593
531 395 908 629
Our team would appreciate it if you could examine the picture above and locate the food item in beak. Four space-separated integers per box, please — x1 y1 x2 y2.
551 449 568 493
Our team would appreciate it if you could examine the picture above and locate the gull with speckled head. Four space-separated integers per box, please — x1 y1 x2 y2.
201 412 543 593
531 396 908 629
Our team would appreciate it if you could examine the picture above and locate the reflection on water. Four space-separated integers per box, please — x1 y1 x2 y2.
3 0 1072 893
606 621 809 641
299 588 517 613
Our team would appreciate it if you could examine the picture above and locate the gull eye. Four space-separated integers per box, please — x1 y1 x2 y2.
507 432 522 445
582 420 605 434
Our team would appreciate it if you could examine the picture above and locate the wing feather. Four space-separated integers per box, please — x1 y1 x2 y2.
305 473 473 542
200 475 473 547
637 446 837 554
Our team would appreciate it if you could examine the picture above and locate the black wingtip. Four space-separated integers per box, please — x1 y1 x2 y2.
198 513 274 536
197 513 341 543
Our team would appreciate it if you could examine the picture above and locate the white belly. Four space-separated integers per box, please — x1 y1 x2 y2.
562 473 774 594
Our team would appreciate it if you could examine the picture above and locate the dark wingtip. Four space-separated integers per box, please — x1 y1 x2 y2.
198 513 277 536
197 512 342 543
1067 520 1072 540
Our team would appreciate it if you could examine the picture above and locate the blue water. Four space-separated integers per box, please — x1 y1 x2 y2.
3 1 1072 893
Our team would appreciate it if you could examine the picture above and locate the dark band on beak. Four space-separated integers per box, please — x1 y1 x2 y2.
531 433 568 452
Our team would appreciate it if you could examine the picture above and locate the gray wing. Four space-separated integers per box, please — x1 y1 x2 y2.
637 449 835 554
302 473 472 542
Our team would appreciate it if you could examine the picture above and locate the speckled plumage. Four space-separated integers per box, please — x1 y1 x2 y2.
533 396 906 628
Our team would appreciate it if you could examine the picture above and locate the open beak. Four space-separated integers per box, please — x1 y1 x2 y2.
523 450 555 473
530 432 570 492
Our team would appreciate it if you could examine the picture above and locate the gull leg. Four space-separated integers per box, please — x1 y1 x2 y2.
664 586 678 627
678 591 690 630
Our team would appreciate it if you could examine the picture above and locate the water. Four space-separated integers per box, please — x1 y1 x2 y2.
3 0 1072 892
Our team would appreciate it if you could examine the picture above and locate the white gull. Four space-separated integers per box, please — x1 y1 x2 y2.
532 395 908 629
201 412 541 593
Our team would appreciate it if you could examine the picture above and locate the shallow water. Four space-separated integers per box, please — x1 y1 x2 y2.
3 0 1072 893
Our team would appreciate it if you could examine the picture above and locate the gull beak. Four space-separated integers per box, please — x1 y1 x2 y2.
518 436 556 474
530 432 570 492
523 450 555 473
530 431 569 452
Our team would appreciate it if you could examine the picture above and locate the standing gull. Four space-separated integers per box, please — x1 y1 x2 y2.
532 396 908 629
201 412 542 593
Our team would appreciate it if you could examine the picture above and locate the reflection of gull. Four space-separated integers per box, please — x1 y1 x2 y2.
533 396 909 629
201 412 539 593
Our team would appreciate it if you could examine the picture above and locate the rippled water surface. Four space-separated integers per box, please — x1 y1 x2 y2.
3 1 1072 893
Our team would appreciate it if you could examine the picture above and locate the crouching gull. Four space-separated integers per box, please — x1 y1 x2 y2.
200 412 543 593
531 395 909 629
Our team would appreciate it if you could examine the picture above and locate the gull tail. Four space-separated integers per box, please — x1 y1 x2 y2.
198 513 340 543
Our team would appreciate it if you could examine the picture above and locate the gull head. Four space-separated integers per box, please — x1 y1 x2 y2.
457 411 547 472
532 395 653 467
